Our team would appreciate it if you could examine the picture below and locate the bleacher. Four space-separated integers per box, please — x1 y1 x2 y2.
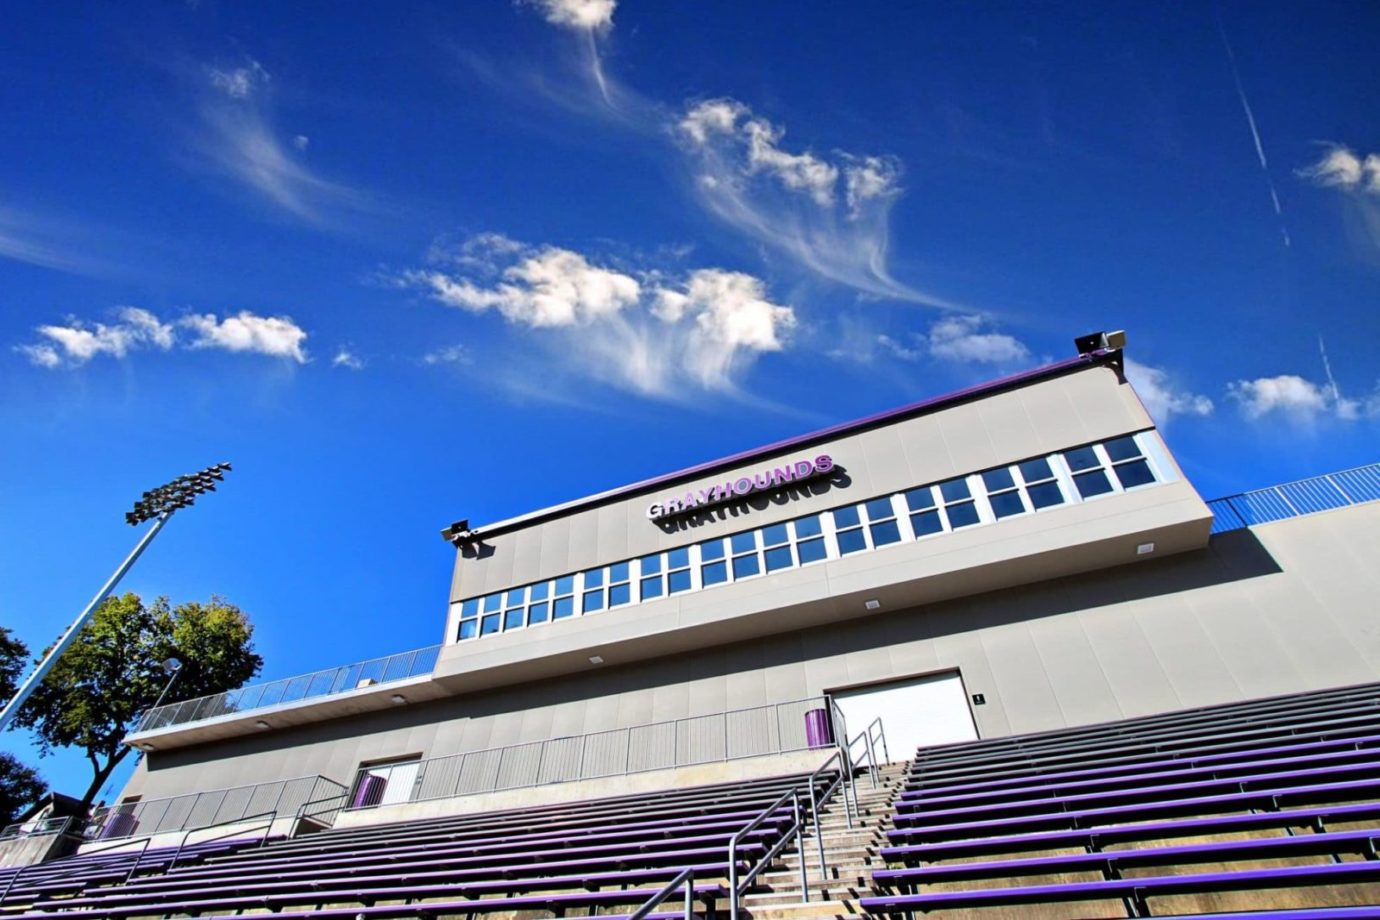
861 681 1380 918
1 770 834 919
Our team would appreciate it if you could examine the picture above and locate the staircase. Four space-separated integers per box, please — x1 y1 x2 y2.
739 761 909 919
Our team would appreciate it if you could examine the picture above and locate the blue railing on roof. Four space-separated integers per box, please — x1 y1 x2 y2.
1207 463 1380 535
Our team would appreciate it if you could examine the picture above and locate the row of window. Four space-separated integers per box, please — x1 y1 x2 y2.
454 434 1164 642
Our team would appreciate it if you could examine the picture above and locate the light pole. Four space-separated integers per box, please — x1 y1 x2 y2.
0 463 232 733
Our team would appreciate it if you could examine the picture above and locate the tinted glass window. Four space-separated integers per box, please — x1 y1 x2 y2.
553 596 575 619
583 590 604 613
794 515 822 538
640 554 662 575
702 561 728 586
1104 436 1142 462
870 519 902 546
981 468 1015 492
609 561 630 582
668 547 690 569
528 602 549 624
939 478 971 502
668 569 692 593
732 554 761 579
640 577 663 601
905 487 935 511
1063 446 1100 472
864 497 894 521
911 510 943 537
700 539 725 561
1074 469 1114 498
504 609 524 630
762 523 789 547
947 502 981 529
480 614 501 635
483 593 502 613
554 575 575 595
765 545 794 572
461 598 480 618
584 568 604 588
730 531 757 554
528 582 549 601
798 538 827 564
833 506 861 528
505 587 525 607
1018 457 1053 483
1027 480 1065 509
609 583 631 606
990 491 1025 519
1114 458 1155 489
458 620 478 640
837 528 868 555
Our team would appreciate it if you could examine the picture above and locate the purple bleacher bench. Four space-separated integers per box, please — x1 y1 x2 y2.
860 861 1380 913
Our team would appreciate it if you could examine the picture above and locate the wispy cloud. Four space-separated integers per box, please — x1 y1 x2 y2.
421 344 471 366
925 314 1030 364
1123 357 1213 426
401 233 796 397
0 206 116 276
16 307 309 367
1217 15 1290 248
521 0 617 106
1228 374 1361 423
331 347 363 370
1297 144 1380 195
191 55 372 224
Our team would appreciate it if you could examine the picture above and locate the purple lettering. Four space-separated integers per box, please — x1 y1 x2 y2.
774 466 794 483
697 488 713 504
646 502 663 520
815 454 834 473
794 460 814 479
754 472 774 489
733 477 753 496
712 482 735 501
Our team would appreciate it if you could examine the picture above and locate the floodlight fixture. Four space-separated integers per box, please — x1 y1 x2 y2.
0 462 234 734
440 518 481 548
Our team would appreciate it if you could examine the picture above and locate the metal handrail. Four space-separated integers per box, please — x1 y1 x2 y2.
0 815 73 840
0 833 152 905
87 774 345 840
728 788 806 920
866 716 891 765
629 866 696 920
134 644 441 734
164 809 279 874
804 750 847 872
291 792 351 836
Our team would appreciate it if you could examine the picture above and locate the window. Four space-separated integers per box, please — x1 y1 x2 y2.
552 575 576 620
608 561 632 607
582 567 605 613
834 505 867 555
762 522 794 572
1062 437 1157 498
528 582 550 625
865 496 902 546
939 478 980 529
1018 457 1065 510
351 757 420 809
457 598 480 640
1063 445 1112 498
480 592 502 636
1104 436 1156 489
905 486 944 538
731 530 761 579
794 515 827 564
639 553 664 601
503 587 525 631
700 538 728 586
982 468 1026 520
667 547 692 594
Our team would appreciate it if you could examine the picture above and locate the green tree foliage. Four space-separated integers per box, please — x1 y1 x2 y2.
1 625 28 700
0 753 45 826
11 593 262 806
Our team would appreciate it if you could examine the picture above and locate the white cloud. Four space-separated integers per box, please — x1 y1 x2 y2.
1123 357 1213 425
209 59 269 99
180 311 309 363
1297 145 1380 195
1227 374 1361 423
422 344 470 366
332 348 363 370
528 0 616 31
926 315 1030 364
293 134 310 150
403 235 796 396
675 98 949 305
17 307 175 367
876 333 923 362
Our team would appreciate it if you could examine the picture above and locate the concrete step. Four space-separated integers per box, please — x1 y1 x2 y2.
738 898 866 919
742 884 875 906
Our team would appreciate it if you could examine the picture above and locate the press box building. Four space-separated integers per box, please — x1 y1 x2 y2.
113 334 1380 833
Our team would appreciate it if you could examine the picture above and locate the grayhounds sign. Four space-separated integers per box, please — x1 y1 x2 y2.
646 454 835 521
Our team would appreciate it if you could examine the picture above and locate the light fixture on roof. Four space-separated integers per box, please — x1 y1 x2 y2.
1074 330 1127 356
390 694 407 705
588 655 604 665
1137 542 1155 555
138 743 156 752
864 599 881 611
255 720 271 730
440 518 481 548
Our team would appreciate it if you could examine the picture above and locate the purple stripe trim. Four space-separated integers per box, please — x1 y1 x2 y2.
474 350 1114 537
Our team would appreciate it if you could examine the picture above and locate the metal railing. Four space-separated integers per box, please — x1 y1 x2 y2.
0 815 73 841
1207 462 1380 534
631 867 698 920
352 696 832 810
134 645 441 733
87 775 346 840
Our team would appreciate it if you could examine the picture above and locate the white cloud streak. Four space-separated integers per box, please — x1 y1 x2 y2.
1217 16 1290 248
677 98 950 305
16 307 309 367
1124 357 1213 425
522 0 617 105
925 314 1030 364
332 347 363 370
403 234 795 396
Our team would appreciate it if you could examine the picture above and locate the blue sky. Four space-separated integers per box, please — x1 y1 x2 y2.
2 0 1377 800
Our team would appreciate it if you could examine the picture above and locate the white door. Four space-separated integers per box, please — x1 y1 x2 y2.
832 671 978 762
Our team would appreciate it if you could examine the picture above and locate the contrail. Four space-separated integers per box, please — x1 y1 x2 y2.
584 30 612 107
1319 336 1342 404
1217 14 1291 248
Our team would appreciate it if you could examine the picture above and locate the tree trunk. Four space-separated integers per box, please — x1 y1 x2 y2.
81 747 130 809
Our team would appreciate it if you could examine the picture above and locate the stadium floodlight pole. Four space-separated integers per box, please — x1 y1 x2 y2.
0 463 232 734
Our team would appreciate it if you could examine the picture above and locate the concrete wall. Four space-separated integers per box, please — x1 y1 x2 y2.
123 499 1380 801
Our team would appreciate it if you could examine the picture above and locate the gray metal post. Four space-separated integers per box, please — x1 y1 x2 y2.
793 791 809 903
0 512 171 733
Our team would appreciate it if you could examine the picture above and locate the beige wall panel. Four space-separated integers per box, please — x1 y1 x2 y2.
537 515 574 591
936 407 1000 475
1026 613 1124 727
595 502 630 570
857 425 913 497
1074 603 1182 719
928 623 1006 739
507 526 545 590
980 622 1067 734
976 393 1041 463
1017 377 1088 450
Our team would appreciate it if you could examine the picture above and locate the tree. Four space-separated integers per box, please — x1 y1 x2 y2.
11 593 263 806
1 625 27 700
0 753 45 826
